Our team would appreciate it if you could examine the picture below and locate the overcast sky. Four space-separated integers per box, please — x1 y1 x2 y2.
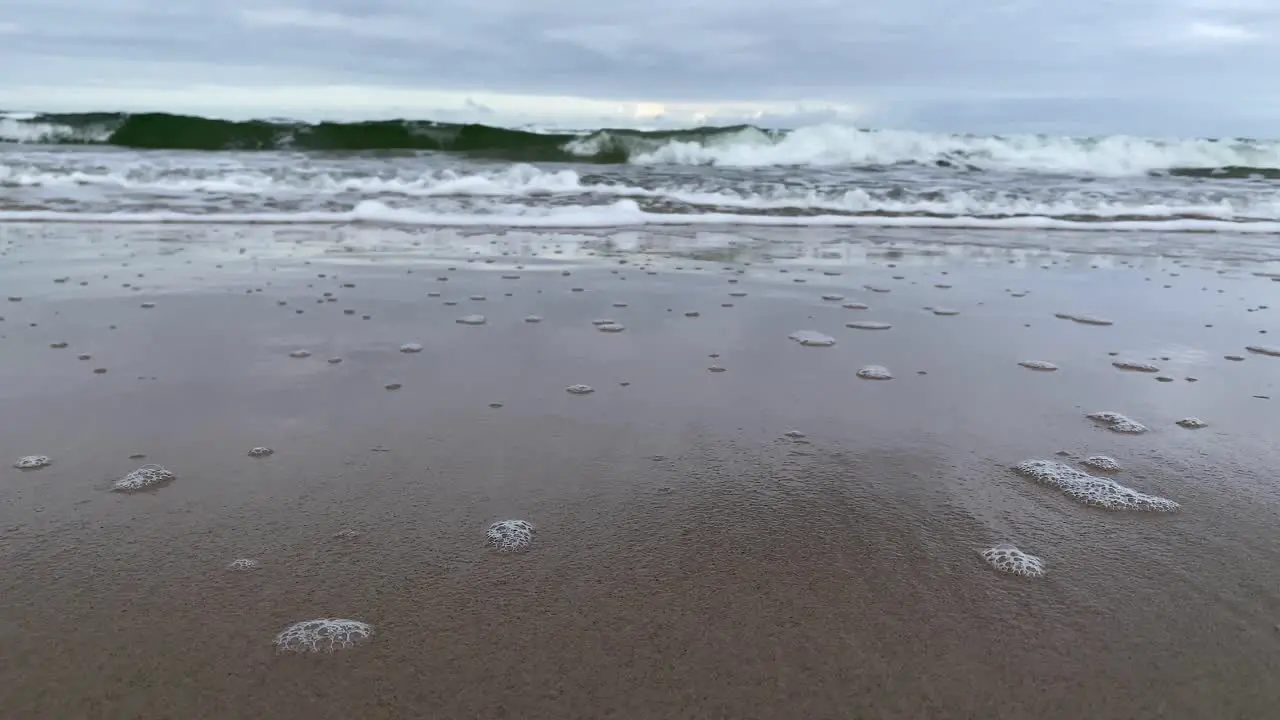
3 0 1278 136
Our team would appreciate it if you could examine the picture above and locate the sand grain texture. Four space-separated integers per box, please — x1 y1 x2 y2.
2 224 1279 720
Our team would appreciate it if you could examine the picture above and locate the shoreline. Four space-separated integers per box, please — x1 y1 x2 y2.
2 223 1279 719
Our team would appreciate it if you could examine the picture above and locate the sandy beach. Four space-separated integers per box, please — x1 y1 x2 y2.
2 222 1279 719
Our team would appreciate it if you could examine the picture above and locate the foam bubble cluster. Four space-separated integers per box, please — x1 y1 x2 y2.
112 464 176 492
13 455 52 470
845 321 891 330
1014 459 1179 512
980 544 1046 577
248 447 274 458
1082 455 1120 472
486 519 534 552
789 330 836 346
1018 360 1058 371
227 558 260 570
274 619 374 653
566 384 594 395
1113 360 1159 372
456 314 486 325
1176 417 1208 429
400 343 423 353
856 365 893 380
1087 411 1148 434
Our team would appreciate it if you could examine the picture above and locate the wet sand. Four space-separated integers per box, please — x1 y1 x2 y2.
2 224 1280 719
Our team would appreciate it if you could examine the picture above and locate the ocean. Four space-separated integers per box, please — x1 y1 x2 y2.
3 111 1280 237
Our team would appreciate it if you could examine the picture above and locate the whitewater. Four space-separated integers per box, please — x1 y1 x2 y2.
2 111 1279 233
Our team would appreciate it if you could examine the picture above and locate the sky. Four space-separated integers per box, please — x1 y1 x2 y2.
2 0 1278 137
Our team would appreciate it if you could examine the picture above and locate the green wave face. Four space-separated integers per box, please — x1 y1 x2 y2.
2 111 751 163
3 111 1278 177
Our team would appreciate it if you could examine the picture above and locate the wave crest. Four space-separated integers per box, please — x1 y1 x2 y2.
4 112 1280 177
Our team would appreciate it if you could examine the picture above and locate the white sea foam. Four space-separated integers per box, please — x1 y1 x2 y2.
1112 360 1160 372
856 365 893 380
788 330 837 346
486 519 534 552
1014 459 1179 512
274 619 374 653
1082 456 1121 472
980 544 1046 577
3 197 1280 234
13 455 52 470
1087 411 1148 434
112 464 176 492
15 159 1251 222
565 125 1280 177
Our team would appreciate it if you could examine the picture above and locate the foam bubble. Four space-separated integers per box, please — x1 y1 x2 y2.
248 447 274 458
788 330 837 346
288 349 311 358
1018 360 1059 371
227 558 260 571
1086 411 1148 434
931 308 960 316
1176 417 1208 429
456 314 486 325
1113 360 1160 372
1081 455 1121 472
274 619 374 653
13 455 52 470
487 519 534 552
597 323 625 333
524 315 543 323
821 294 845 301
856 365 893 380
1014 459 1178 511
566 384 594 394
845 321 891 330
1246 345 1280 357
842 303 869 310
400 343 424 353
112 464 176 492
980 544 1046 577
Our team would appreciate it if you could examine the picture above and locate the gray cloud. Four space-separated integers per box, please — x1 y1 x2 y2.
3 0 1278 135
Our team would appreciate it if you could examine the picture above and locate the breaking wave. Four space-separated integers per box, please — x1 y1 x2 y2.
4 163 1277 229
3 111 1280 177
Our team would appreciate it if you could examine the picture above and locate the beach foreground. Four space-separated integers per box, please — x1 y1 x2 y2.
2 224 1279 719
